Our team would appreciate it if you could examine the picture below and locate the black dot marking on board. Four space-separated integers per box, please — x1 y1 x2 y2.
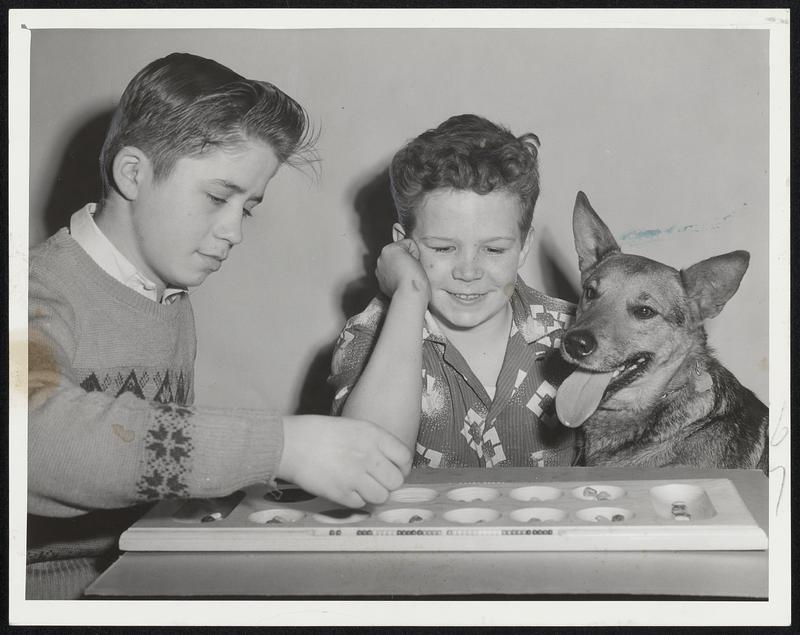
318 508 370 520
264 488 316 503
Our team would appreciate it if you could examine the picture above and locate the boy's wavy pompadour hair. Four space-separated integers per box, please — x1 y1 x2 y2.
99 52 315 198
389 114 541 236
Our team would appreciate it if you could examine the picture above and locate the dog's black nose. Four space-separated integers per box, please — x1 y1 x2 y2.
564 330 596 358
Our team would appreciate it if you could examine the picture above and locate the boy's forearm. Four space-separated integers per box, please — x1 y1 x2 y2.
28 380 284 517
342 284 427 448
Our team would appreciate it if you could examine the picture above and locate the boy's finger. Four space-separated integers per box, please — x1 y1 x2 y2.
338 490 367 509
377 434 413 472
405 239 421 260
367 459 405 492
355 474 390 506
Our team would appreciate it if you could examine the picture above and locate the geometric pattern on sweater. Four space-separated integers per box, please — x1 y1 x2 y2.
135 404 195 500
78 369 189 404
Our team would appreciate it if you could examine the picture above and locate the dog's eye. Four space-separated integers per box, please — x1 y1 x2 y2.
632 305 657 320
584 286 597 300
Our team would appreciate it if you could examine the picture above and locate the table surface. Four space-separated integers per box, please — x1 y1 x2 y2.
86 466 769 599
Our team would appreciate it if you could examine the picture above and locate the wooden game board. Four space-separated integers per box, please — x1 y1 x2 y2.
119 476 767 552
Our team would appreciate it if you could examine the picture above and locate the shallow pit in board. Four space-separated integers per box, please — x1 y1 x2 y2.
508 485 563 503
312 508 371 524
571 484 625 502
389 487 438 504
377 508 435 524
575 506 634 523
171 490 245 523
510 507 567 523
442 507 501 524
446 486 500 503
263 488 316 503
649 483 716 521
248 509 306 524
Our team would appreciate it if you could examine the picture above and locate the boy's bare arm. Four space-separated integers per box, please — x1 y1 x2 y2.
342 239 430 449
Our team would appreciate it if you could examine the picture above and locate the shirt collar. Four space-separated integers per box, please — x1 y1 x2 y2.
510 279 572 345
69 203 186 304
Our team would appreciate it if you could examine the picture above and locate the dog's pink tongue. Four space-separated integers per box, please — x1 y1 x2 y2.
556 369 615 428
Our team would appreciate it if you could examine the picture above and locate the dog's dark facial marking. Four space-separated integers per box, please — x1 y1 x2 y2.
667 303 686 326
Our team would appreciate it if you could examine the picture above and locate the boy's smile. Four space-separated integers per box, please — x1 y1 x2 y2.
120 140 280 294
398 188 533 335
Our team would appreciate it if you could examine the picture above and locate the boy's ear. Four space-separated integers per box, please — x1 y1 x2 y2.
680 250 750 322
392 223 407 242
112 146 149 201
573 191 620 275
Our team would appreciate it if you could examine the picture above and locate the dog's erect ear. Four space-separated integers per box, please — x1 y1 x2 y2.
681 250 750 322
573 192 620 274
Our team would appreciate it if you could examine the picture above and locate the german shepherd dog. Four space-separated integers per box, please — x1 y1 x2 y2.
555 192 768 472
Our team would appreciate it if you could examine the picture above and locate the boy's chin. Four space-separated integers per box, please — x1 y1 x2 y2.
169 270 212 289
431 309 490 332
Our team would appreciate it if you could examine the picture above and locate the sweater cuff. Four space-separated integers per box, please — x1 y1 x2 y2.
182 408 284 498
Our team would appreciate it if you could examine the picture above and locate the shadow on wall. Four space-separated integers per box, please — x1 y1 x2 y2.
537 227 580 304
39 110 114 237
294 167 396 415
41 110 114 239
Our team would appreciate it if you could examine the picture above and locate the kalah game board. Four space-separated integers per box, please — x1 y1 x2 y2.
119 476 767 552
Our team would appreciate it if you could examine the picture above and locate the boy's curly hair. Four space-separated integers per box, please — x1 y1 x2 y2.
389 114 541 236
99 52 315 199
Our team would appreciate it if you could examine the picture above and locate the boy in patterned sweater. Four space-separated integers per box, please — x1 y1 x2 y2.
28 53 411 599
330 114 578 469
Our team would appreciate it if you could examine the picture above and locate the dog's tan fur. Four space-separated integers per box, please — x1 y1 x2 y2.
558 192 768 472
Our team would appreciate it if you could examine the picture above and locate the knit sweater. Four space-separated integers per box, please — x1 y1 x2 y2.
28 229 284 562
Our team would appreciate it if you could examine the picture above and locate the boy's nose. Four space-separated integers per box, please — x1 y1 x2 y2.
452 254 483 281
214 211 244 245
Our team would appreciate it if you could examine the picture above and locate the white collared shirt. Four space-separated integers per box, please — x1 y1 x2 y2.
69 203 186 305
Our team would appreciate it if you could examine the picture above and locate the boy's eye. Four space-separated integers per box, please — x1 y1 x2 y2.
632 305 657 320
206 193 227 205
584 286 597 300
242 207 254 218
486 247 507 255
432 246 455 254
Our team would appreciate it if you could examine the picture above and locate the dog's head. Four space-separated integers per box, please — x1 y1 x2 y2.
555 191 749 427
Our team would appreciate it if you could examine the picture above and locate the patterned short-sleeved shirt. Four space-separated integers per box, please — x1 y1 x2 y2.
329 276 580 469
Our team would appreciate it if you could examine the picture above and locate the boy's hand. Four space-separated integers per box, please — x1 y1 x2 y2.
376 239 431 304
278 415 413 508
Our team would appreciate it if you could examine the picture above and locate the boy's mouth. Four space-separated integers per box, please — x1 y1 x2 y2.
198 252 226 269
447 291 487 303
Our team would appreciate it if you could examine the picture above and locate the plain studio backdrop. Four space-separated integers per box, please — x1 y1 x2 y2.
28 28 769 416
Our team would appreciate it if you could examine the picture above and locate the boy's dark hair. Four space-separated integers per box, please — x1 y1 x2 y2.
99 52 314 198
389 114 541 236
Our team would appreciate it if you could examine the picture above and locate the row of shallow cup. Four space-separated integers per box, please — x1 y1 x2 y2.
392 483 708 505
392 484 623 503
248 505 636 525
